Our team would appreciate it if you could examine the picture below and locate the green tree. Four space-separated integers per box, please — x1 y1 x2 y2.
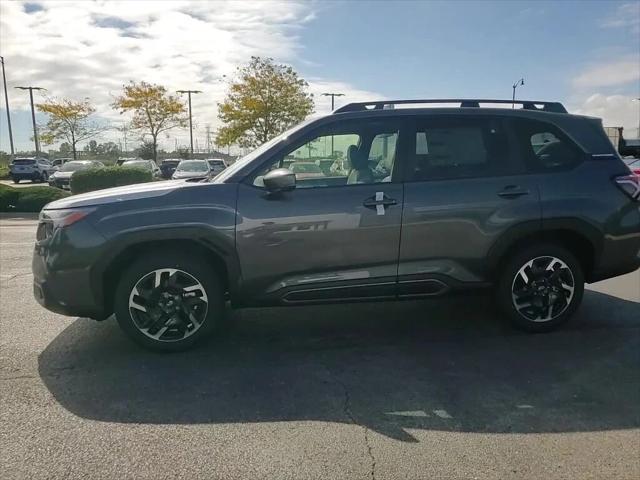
136 141 155 160
37 98 105 160
216 57 314 149
112 81 187 162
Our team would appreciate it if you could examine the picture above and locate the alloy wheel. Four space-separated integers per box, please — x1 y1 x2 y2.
128 268 209 342
511 256 575 322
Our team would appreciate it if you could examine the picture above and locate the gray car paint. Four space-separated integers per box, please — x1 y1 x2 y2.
32 107 640 320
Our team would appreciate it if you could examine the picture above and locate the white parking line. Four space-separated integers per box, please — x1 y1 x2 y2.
433 409 453 419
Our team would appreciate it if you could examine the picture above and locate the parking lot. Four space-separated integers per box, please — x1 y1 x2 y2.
1 215 639 480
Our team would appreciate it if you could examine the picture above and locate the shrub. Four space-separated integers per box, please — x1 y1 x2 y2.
71 166 153 194
0 184 70 212
0 184 20 210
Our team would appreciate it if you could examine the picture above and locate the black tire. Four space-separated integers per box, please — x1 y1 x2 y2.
497 243 584 333
41 171 48 182
113 249 224 352
12 177 19 184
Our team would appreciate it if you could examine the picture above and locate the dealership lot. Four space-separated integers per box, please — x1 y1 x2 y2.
1 216 639 480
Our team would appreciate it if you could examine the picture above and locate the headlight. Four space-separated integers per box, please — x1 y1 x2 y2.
39 208 96 228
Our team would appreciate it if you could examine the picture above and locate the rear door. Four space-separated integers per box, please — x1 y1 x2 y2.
398 114 541 295
235 117 407 305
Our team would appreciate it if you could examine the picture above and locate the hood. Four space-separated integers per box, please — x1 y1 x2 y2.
52 171 74 179
44 180 188 209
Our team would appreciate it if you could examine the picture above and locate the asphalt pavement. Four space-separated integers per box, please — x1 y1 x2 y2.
1 216 639 479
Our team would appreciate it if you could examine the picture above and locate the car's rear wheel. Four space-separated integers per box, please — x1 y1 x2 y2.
12 177 19 184
41 171 49 182
497 244 584 332
114 250 224 351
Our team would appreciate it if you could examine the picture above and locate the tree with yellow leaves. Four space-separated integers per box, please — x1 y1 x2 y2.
112 81 187 162
37 98 105 160
216 57 314 149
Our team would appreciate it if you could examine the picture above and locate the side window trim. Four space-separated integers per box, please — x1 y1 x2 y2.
244 116 410 189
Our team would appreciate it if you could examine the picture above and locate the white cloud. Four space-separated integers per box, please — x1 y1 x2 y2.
572 94 640 136
0 0 381 151
601 2 640 35
572 57 640 88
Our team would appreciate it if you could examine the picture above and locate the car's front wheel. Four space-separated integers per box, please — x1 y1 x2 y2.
497 244 584 332
113 250 224 351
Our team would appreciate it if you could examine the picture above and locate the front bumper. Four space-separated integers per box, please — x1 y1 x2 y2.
49 178 71 189
32 251 108 319
32 218 110 320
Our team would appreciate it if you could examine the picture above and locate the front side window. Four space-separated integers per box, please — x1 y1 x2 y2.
252 120 400 188
407 117 511 181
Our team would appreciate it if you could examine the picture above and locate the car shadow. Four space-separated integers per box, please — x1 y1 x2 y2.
38 290 639 442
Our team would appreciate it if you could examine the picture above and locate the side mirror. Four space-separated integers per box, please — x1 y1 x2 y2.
263 168 296 193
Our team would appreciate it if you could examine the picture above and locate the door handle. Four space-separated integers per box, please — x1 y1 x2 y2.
363 195 397 208
497 185 530 198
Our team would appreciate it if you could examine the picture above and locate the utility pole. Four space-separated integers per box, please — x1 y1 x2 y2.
0 56 15 156
512 78 524 108
205 125 213 153
633 98 640 138
177 89 201 155
117 123 129 154
321 92 345 157
15 85 45 153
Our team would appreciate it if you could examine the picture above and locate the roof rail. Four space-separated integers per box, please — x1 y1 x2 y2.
333 99 568 114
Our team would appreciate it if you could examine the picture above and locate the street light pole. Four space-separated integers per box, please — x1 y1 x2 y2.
177 89 201 155
321 92 345 157
0 56 15 156
15 86 45 154
512 78 524 108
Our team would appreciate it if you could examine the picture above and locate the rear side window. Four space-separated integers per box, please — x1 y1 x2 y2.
512 119 583 171
407 117 514 181
14 159 36 165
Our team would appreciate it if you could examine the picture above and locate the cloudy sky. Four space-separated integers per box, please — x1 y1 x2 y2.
0 0 639 153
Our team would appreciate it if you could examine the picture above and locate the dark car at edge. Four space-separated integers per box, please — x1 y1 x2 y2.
32 99 640 351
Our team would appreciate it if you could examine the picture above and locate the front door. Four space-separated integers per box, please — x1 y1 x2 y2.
235 118 406 305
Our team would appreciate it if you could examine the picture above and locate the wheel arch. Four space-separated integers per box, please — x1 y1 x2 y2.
488 220 602 283
95 229 241 317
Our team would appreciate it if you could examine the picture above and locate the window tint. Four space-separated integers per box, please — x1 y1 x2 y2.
513 119 582 170
252 121 399 188
408 117 511 181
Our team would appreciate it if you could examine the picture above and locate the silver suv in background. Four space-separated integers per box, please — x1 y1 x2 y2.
9 157 58 183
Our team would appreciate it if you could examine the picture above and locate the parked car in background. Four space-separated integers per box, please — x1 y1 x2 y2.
51 158 73 167
290 161 325 180
32 98 640 351
172 160 212 180
206 158 227 175
116 157 141 166
121 159 161 178
48 160 105 189
9 157 58 183
160 159 182 179
623 157 640 174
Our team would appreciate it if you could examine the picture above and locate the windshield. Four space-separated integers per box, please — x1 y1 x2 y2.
177 161 208 172
213 118 316 183
60 162 90 172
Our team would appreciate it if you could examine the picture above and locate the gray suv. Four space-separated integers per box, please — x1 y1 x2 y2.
10 157 57 183
32 99 640 351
